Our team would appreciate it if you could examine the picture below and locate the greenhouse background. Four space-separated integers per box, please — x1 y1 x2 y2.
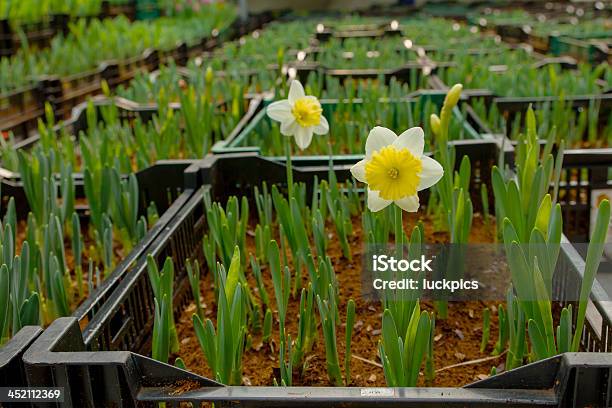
0 0 611 407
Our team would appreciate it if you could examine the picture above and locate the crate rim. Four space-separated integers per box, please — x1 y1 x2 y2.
24 318 597 407
71 180 196 323
0 326 42 370
0 82 42 99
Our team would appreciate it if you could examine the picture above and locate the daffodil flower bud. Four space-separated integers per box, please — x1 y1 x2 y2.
430 113 441 137
101 80 111 97
205 66 214 86
277 47 285 66
443 83 463 110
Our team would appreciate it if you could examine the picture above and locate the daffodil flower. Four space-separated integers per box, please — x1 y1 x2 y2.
351 126 443 212
266 80 329 150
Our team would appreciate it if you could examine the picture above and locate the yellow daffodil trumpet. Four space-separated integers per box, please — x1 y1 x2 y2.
266 80 329 150
351 126 443 212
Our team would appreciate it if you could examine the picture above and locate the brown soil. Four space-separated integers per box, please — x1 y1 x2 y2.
172 211 507 387
167 380 203 396
577 139 608 149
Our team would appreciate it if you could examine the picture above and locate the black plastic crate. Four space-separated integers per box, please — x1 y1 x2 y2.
0 160 193 404
0 58 143 140
491 94 612 148
314 21 403 43
23 315 612 407
101 0 137 20
70 168 195 340
0 326 43 408
0 84 45 142
0 96 261 191
420 1 482 20
212 91 501 159
0 93 258 262
40 62 125 120
430 81 496 106
423 56 587 106
494 23 530 44
0 99 202 342
494 94 612 131
429 72 612 243
77 142 505 355
555 149 612 243
0 155 194 304
288 44 428 87
290 62 427 87
17 141 612 407
487 94 612 242
429 57 610 101
200 141 502 216
550 36 611 65
0 12 274 143
0 12 117 57
111 49 160 87
0 15 63 57
0 97 163 181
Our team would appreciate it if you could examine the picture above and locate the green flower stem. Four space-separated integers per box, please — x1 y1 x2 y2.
394 204 403 258
285 136 294 198
327 132 334 173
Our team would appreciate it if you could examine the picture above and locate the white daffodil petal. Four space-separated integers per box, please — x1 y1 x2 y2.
280 119 299 136
393 127 424 157
394 195 420 212
367 189 392 212
365 126 397 158
418 156 444 191
294 126 314 150
266 100 292 122
288 80 306 104
313 115 329 135
350 159 367 183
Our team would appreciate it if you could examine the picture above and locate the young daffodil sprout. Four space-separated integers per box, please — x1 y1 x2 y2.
266 80 329 150
350 126 443 212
